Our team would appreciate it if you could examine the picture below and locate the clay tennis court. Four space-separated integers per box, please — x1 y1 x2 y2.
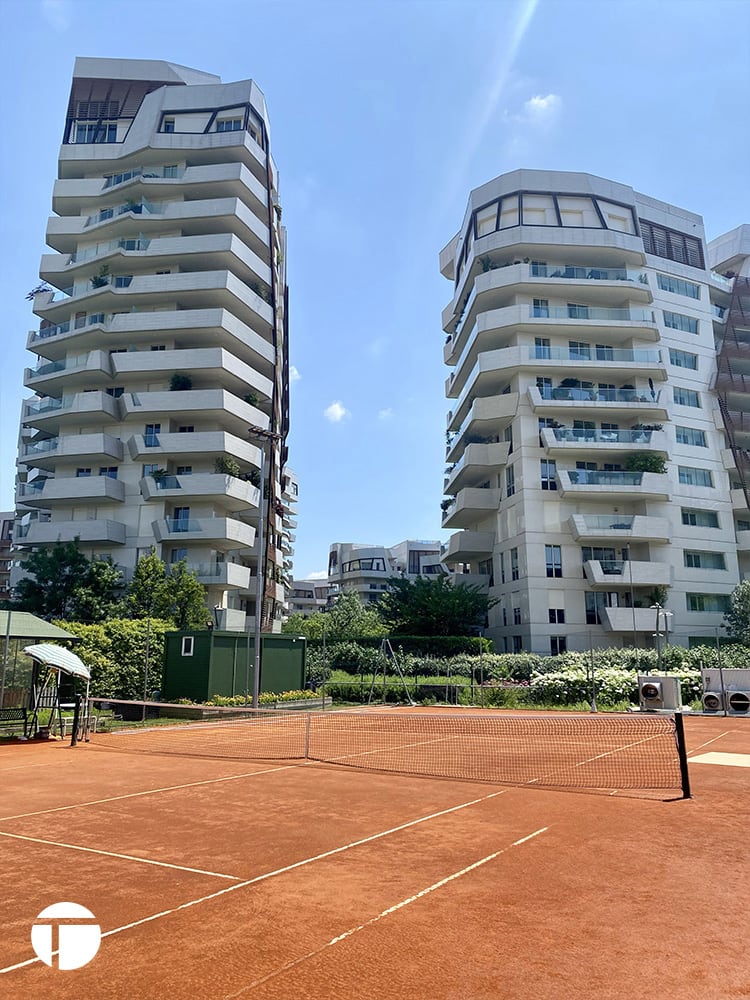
1 708 748 999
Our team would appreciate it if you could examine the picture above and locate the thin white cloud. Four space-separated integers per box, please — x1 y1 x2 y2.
306 570 328 580
40 0 71 30
289 365 301 383
324 400 350 423
378 408 394 421
507 92 563 127
365 337 388 360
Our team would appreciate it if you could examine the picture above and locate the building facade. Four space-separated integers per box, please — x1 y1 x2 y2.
14 58 294 631
0 513 13 604
287 579 332 617
439 169 748 653
327 540 444 605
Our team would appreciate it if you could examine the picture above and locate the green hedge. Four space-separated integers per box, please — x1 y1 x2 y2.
305 635 492 656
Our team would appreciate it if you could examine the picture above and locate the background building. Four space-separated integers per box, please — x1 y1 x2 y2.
439 169 748 653
13 58 294 631
327 539 444 604
0 513 13 604
287 578 332 617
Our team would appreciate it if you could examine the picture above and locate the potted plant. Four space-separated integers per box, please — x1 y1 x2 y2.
90 265 110 289
169 373 192 391
215 455 241 478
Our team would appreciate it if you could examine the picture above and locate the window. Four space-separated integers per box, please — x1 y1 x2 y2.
145 423 161 446
151 345 167 351
568 341 591 360
513 607 522 625
506 466 515 498
181 636 194 656
75 122 117 143
567 304 590 319
510 547 519 581
664 311 698 334
549 608 565 624
536 377 552 399
512 635 523 653
541 460 557 491
679 467 713 487
684 551 726 570
545 544 562 578
656 274 700 299
534 337 551 359
106 387 124 398
531 262 548 277
176 466 193 476
674 387 700 408
216 118 243 132
98 467 118 479
163 118 175 133
682 508 719 528
499 552 505 584
533 298 549 318
676 426 707 447
686 594 731 614
178 426 194 433
504 424 514 453
173 507 191 531
76 468 91 477
669 349 698 370
550 636 567 655
170 548 187 563
738 520 750 532
640 220 704 268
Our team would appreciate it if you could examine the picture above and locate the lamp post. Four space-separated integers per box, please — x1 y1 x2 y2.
650 603 673 673
248 425 281 709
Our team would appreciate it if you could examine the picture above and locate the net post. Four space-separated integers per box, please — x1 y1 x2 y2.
304 713 311 760
70 694 81 748
673 712 691 799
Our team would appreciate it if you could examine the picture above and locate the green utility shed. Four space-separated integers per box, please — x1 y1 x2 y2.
161 631 306 703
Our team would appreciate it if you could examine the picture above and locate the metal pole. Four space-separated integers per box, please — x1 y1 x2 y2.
251 441 266 710
628 553 637 653
654 604 662 673
716 627 728 717
589 631 597 713
142 615 151 722
0 610 11 709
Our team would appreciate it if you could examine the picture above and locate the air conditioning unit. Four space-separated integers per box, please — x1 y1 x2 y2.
638 675 682 711
727 689 750 714
701 690 724 713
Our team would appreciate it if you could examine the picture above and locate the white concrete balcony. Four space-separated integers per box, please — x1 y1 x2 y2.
541 427 668 456
120 389 268 440
442 488 500 529
446 394 518 462
527 385 668 421
140 473 259 513
23 390 120 430
447 344 666 401
14 518 126 546
557 469 670 501
27 308 276 377
19 433 124 471
568 514 670 543
600 607 668 633
25 350 112 392
152 517 256 551
111 348 272 401
34 270 274 338
127 430 261 467
450 572 491 593
736 529 750 552
17 476 125 508
442 530 495 564
445 297 659 367
731 488 749 511
192 562 254 589
583 559 672 588
445 442 510 493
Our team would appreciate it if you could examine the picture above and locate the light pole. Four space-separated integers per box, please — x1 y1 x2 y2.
248 425 281 709
650 603 673 673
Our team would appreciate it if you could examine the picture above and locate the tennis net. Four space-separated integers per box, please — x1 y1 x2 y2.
85 699 689 797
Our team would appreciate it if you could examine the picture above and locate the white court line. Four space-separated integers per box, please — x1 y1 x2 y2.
0 762 304 822
225 826 550 997
687 731 733 755
0 788 507 975
0 830 241 880
689 751 750 768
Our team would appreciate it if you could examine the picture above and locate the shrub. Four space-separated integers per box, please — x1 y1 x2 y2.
169 373 192 391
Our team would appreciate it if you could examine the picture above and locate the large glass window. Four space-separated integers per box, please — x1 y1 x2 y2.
669 349 698 370
679 467 713 487
540 460 557 491
657 274 700 299
545 545 562 578
674 387 700 407
686 594 730 613
676 426 707 447
682 508 719 528
510 548 519 581
684 551 726 570
664 311 698 334
506 465 515 498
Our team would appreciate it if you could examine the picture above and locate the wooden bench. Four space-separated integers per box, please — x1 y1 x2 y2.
0 707 28 737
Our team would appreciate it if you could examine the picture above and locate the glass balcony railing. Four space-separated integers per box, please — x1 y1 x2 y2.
530 305 655 322
33 312 108 342
165 519 202 533
580 515 635 530
35 320 70 340
528 347 660 364
530 264 648 283
29 359 68 378
18 481 47 496
70 238 151 264
552 428 653 444
25 398 64 416
103 166 183 189
567 470 642 486
22 437 59 456
154 476 181 489
539 385 661 403
85 198 165 228
595 559 627 575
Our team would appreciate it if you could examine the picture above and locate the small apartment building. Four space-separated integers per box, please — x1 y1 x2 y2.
287 579 332 617
0 513 13 603
13 58 295 631
327 540 444 604
439 169 748 653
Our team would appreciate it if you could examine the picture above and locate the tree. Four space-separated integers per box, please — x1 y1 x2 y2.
724 580 750 646
282 591 387 640
59 618 172 698
378 576 497 636
165 560 211 630
124 551 208 629
14 540 123 621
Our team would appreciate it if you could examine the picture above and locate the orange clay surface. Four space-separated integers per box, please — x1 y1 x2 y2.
0 710 748 1000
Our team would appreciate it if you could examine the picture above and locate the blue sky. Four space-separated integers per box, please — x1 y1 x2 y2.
1 0 748 578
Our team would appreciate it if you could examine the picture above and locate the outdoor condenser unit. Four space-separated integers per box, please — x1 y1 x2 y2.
701 669 724 712
722 668 750 716
638 675 682 711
